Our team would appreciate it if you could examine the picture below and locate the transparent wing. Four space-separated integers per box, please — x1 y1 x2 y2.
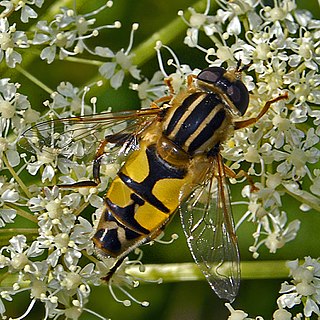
180 154 240 302
19 108 161 160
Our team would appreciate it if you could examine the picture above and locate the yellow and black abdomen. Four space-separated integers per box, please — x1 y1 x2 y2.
92 90 233 259
92 139 193 258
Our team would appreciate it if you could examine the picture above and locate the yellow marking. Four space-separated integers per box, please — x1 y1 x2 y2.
134 202 169 231
167 93 205 139
184 103 224 149
121 145 149 183
152 178 190 212
107 177 132 207
135 174 195 231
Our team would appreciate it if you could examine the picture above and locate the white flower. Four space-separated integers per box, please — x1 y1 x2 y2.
310 169 320 196
130 71 166 108
0 176 18 227
0 0 44 23
277 257 320 317
0 78 30 120
98 24 141 89
225 303 263 320
273 308 292 320
0 18 28 67
34 2 119 63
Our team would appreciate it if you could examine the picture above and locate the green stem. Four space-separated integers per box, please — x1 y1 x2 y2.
3 154 32 199
83 0 214 90
132 0 212 66
74 201 90 217
0 260 290 287
69 0 214 69
64 56 103 66
4 203 38 224
0 228 38 234
132 0 217 66
15 65 54 95
281 185 320 212
125 260 290 283
82 250 101 265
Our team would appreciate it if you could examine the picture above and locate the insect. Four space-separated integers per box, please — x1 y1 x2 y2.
20 62 288 302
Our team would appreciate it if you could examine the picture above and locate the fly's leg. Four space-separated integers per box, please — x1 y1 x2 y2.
100 222 167 282
151 74 196 109
159 73 196 101
93 132 135 183
234 93 288 130
186 74 196 89
92 138 110 184
147 77 175 109
56 137 111 189
164 77 175 96
57 180 99 188
224 165 259 193
231 93 288 190
151 95 172 107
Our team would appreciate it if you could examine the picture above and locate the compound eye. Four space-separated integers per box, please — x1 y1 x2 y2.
228 80 249 115
197 67 226 84
197 66 249 116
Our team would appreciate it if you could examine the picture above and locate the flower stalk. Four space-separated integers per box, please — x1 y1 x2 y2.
132 0 213 66
126 260 291 282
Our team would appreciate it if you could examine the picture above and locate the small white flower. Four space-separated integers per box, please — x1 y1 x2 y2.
130 71 166 108
310 169 320 196
34 3 119 63
0 18 28 67
0 78 30 121
0 176 19 227
225 303 262 320
273 308 292 320
98 24 141 89
277 257 320 318
0 0 44 23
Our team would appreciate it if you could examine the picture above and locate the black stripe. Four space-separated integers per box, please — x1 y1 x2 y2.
119 172 170 213
125 227 142 240
94 228 122 252
118 145 186 213
165 92 203 136
92 203 146 255
172 93 221 147
188 108 226 153
105 197 149 234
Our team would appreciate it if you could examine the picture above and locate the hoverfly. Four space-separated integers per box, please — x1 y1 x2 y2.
20 63 288 302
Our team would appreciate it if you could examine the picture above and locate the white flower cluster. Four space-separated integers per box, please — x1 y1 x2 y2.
277 257 320 318
0 0 140 89
0 1 147 319
0 0 319 318
226 257 320 319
